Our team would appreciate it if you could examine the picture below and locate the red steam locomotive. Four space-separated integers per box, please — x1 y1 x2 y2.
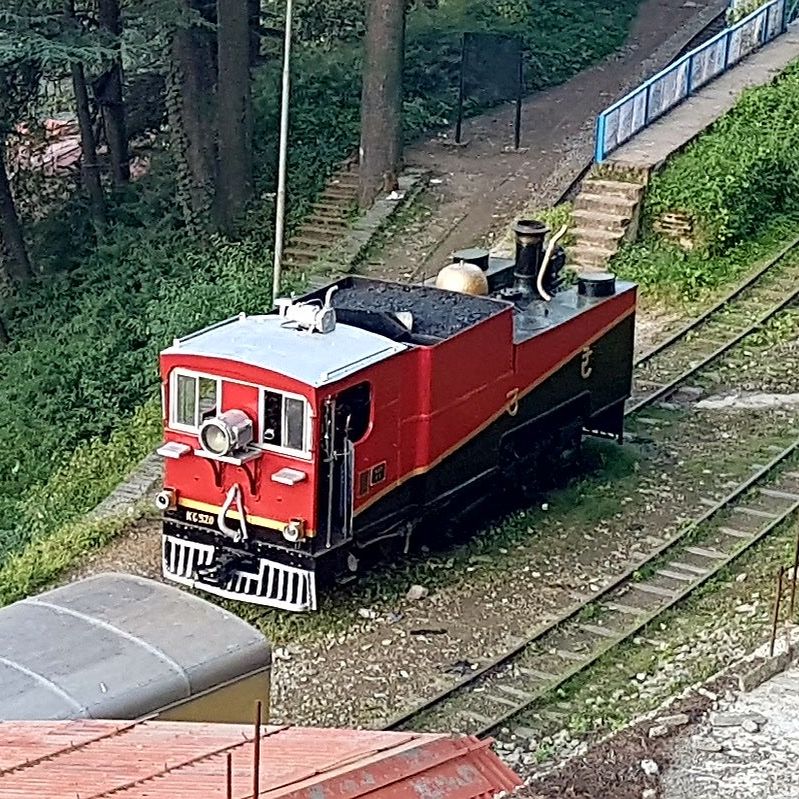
155 221 636 611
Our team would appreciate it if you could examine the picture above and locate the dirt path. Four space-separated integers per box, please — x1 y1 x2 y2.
364 0 725 281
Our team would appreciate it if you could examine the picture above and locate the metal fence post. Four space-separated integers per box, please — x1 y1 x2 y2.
724 27 732 68
789 527 799 617
686 55 694 95
644 82 651 124
594 115 605 163
770 565 785 658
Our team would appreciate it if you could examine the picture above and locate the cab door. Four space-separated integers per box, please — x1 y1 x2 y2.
318 383 371 549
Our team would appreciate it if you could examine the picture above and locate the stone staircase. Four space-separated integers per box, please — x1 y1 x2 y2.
568 175 646 271
284 156 360 270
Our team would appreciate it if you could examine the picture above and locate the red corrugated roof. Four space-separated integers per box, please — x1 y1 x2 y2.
0 720 521 799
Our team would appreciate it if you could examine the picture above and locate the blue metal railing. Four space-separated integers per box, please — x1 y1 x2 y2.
594 0 791 163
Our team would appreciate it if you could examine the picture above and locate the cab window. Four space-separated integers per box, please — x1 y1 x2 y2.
171 371 219 431
261 389 310 457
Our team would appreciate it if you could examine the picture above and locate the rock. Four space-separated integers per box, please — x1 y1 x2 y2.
358 608 377 619
696 687 718 701
640 759 659 777
742 719 760 733
694 738 723 753
642 790 657 799
406 584 429 600
710 712 767 728
648 724 669 739
636 672 647 682
659 712 690 728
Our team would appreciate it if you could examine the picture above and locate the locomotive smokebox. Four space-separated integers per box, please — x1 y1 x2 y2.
513 219 549 300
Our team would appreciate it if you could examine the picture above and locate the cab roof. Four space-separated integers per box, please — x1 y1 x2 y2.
162 313 409 388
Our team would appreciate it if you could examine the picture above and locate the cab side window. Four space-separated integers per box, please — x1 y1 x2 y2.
262 390 310 456
171 371 219 431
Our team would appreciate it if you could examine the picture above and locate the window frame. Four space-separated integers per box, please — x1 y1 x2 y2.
168 368 222 434
259 386 312 460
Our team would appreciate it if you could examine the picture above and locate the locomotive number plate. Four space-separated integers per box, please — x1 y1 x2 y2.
186 510 216 526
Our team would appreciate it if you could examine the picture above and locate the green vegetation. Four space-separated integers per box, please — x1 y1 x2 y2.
0 0 644 589
614 61 799 303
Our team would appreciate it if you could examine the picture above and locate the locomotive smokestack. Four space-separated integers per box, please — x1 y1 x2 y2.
513 220 549 300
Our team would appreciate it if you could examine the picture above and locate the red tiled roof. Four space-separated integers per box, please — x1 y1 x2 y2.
0 720 522 799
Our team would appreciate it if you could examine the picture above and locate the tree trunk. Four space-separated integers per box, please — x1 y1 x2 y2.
358 0 405 209
248 0 261 65
169 0 218 224
216 0 253 233
97 0 130 185
0 141 33 283
0 313 9 346
71 60 107 231
64 0 106 230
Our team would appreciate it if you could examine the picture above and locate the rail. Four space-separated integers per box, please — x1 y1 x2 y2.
594 0 791 163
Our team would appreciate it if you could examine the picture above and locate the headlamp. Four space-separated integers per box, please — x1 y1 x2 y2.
198 409 253 456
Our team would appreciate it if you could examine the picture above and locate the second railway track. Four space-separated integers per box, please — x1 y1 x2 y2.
628 234 799 414
382 238 799 738
385 439 799 737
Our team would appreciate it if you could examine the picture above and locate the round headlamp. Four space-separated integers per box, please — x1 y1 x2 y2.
198 409 253 457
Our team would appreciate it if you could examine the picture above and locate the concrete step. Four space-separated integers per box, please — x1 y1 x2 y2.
305 215 350 229
571 208 630 232
329 175 359 188
290 233 344 249
284 244 323 261
320 187 358 200
574 192 639 216
568 243 617 269
311 202 352 216
583 178 644 200
571 225 626 248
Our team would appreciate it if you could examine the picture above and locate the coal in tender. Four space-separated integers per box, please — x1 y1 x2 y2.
331 280 501 339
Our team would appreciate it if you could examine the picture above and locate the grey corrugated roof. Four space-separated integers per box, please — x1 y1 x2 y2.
0 573 270 721
162 314 408 388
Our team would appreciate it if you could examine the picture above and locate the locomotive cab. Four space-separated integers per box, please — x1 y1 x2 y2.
156 293 408 612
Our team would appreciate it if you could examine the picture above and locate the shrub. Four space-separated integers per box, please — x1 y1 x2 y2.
643 62 799 256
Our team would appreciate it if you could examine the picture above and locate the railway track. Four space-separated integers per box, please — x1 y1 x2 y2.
628 235 799 414
383 240 799 739
386 438 799 737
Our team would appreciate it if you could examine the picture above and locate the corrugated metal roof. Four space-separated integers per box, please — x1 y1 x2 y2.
0 574 270 720
0 720 521 799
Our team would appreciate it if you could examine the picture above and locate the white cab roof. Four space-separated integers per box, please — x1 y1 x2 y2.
162 314 408 388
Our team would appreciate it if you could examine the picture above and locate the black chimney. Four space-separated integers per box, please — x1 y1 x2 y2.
513 220 549 300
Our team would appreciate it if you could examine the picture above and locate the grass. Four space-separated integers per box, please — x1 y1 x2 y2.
614 211 799 309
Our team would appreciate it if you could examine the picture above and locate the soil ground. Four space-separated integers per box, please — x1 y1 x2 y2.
361 0 724 282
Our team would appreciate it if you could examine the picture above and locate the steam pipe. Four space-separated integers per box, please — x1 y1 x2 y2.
536 225 569 302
